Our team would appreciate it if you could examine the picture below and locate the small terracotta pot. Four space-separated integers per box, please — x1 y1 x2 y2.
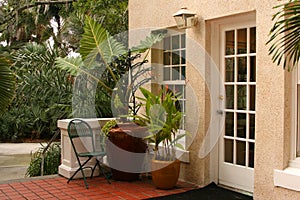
151 159 181 189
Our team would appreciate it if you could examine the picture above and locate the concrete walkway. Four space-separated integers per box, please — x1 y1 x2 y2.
0 143 45 182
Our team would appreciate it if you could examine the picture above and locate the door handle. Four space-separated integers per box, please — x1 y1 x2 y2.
217 110 224 115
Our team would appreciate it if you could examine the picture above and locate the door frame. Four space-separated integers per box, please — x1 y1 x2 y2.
208 11 256 193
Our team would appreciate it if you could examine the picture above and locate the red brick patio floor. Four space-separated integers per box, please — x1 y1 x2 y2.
0 175 197 200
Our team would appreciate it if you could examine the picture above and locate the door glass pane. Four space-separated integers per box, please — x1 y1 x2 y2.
163 67 170 81
237 28 247 54
181 66 186 79
172 67 180 80
226 30 235 55
249 114 255 139
249 142 255 168
238 57 247 82
225 58 235 82
164 36 170 50
236 141 246 166
178 100 185 113
163 52 170 65
175 99 182 113
250 27 256 53
237 113 246 138
225 85 234 109
181 50 186 64
225 112 234 136
250 85 256 111
172 35 180 49
175 85 184 97
250 56 256 82
172 51 180 65
181 34 186 48
225 139 233 163
237 85 247 110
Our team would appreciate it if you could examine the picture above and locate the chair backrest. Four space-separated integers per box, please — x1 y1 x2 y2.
67 119 96 154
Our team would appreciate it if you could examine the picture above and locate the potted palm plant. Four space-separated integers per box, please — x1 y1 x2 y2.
135 86 185 189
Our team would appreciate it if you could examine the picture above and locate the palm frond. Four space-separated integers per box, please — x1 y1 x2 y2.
0 57 15 116
267 0 300 71
13 43 59 72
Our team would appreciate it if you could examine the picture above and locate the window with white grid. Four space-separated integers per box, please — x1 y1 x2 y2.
162 33 186 131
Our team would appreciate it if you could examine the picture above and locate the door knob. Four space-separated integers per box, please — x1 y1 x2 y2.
217 110 224 115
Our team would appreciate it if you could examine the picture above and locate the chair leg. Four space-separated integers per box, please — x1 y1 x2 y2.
67 157 92 189
80 165 89 189
91 160 98 179
95 159 111 184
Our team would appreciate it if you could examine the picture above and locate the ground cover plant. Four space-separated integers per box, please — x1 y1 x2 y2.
26 143 61 177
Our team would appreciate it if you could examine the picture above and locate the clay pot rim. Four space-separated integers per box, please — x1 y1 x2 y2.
151 159 180 164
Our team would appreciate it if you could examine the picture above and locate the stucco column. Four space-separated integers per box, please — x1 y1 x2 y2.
58 118 114 179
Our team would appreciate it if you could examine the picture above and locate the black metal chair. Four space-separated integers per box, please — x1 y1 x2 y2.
67 119 110 189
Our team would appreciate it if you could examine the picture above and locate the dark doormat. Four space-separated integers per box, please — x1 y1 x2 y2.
145 183 253 200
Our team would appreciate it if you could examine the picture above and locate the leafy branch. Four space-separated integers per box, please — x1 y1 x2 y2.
0 0 75 27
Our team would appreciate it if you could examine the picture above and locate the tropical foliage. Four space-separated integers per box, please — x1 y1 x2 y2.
267 0 300 71
0 43 72 141
56 16 165 119
73 0 128 36
26 143 61 177
135 87 184 161
0 57 15 116
0 0 129 141
0 0 73 50
0 0 164 141
0 0 128 52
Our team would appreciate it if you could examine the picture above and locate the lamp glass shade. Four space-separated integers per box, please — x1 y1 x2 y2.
174 16 186 29
173 8 196 29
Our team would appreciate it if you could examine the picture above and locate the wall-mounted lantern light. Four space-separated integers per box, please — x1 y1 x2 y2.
173 7 197 29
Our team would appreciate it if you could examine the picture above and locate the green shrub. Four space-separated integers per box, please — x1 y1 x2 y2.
0 43 73 141
0 105 33 141
26 143 61 177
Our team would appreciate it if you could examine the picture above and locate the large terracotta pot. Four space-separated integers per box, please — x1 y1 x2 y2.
151 159 181 189
106 123 147 181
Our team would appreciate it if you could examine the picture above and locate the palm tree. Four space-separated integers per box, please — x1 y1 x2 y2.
267 0 300 71
0 57 15 116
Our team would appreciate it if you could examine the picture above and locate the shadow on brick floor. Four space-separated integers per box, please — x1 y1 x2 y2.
145 182 253 200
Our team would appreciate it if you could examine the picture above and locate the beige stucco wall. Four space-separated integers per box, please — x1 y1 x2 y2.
254 0 300 199
129 0 300 199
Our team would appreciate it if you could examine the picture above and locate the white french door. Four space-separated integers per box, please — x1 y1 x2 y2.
219 22 256 193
